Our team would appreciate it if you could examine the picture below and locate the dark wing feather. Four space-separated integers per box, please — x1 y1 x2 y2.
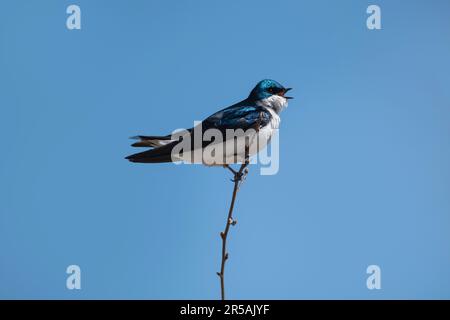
125 140 178 163
202 103 272 133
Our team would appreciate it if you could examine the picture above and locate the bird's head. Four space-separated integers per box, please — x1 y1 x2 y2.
248 79 293 113
249 79 292 101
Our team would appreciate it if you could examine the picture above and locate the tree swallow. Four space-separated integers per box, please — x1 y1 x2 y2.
126 79 292 165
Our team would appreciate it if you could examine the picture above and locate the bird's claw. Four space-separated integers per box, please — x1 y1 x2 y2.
231 172 244 183
235 168 249 186
225 163 249 186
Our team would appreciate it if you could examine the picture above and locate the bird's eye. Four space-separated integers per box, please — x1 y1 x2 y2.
267 87 275 93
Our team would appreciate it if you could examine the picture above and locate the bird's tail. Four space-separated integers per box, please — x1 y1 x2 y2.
130 135 173 148
126 135 178 163
125 143 177 163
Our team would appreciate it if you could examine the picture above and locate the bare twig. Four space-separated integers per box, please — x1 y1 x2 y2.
217 148 250 300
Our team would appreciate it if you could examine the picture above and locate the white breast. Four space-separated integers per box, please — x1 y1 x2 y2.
265 106 281 129
255 95 288 114
251 106 279 154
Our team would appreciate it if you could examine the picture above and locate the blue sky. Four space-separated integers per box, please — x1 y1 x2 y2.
1 0 450 299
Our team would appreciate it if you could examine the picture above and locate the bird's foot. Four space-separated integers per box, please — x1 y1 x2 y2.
224 164 249 188
232 168 249 191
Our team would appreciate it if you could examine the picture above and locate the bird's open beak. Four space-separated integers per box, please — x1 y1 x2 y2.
279 87 293 99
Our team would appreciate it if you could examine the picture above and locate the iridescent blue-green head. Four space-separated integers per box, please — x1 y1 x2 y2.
248 79 293 101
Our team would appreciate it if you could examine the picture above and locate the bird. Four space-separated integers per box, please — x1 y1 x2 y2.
125 79 292 166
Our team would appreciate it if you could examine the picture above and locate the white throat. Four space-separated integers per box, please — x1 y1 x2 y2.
255 95 288 114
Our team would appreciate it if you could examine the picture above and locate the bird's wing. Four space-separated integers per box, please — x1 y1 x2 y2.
202 104 272 134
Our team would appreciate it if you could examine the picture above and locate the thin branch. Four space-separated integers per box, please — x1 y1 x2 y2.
217 148 250 300
223 164 238 176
